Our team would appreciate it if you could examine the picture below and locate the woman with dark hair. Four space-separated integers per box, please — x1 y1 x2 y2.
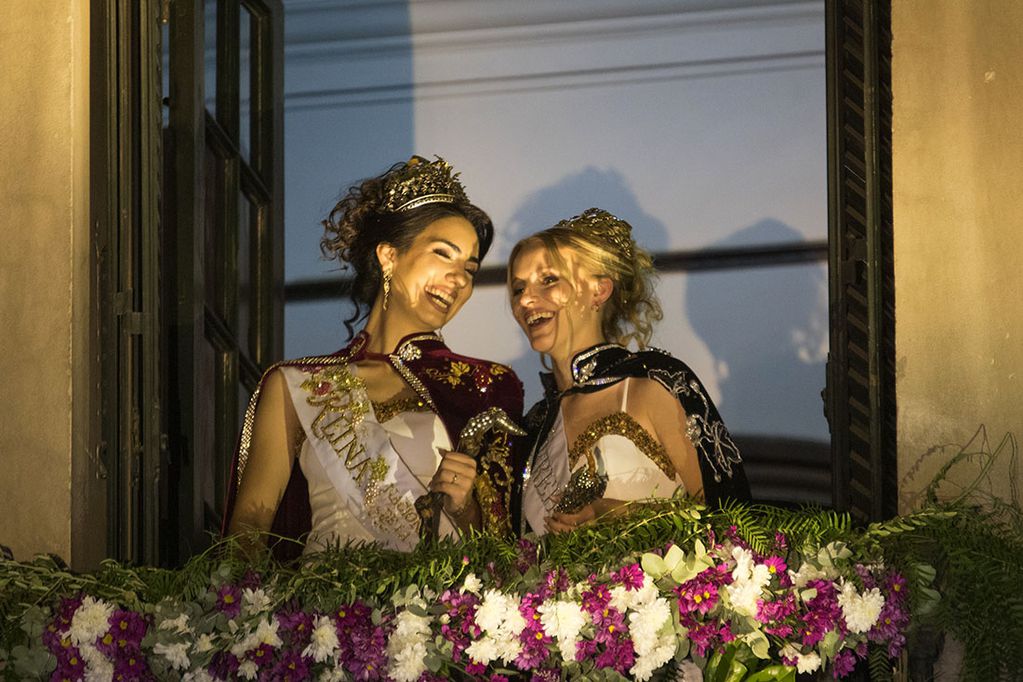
507 208 749 536
225 156 523 557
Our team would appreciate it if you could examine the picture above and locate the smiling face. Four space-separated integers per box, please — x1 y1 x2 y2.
382 215 481 330
508 240 607 359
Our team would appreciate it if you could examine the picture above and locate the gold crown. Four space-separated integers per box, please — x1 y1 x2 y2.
381 155 469 212
554 208 635 260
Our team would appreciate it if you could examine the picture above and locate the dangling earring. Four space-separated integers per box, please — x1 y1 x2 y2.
382 268 392 311
591 302 600 313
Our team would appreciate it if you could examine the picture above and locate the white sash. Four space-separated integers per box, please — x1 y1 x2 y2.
280 362 453 550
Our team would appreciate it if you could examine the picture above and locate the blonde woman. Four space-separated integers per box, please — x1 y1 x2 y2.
508 208 749 535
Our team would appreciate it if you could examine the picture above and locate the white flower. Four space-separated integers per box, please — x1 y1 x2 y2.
465 636 499 665
630 639 676 681
230 616 282 657
726 548 772 618
81 644 114 682
779 643 800 660
796 651 822 673
461 572 482 595
153 641 191 670
386 609 432 682
318 665 347 681
628 598 672 655
304 615 340 663
193 633 216 653
157 612 193 635
183 670 216 682
676 659 704 682
538 600 587 661
788 562 828 589
838 582 885 633
242 587 272 615
469 590 527 664
237 659 258 680
632 573 660 609
69 596 115 647
628 598 676 681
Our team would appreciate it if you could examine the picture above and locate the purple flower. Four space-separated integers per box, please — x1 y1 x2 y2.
832 649 857 678
112 645 149 680
52 643 86 681
248 642 276 669
208 651 240 680
216 583 242 618
774 531 789 551
516 538 538 573
271 649 311 681
799 579 843 647
277 610 315 649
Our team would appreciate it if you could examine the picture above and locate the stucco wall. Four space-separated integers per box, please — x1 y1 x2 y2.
0 1 97 564
893 1 1023 512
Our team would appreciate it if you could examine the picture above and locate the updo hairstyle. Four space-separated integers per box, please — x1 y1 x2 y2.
321 158 494 337
509 208 662 349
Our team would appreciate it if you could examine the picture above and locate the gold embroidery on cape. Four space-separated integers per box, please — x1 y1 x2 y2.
371 396 430 424
568 411 676 481
425 360 472 387
300 363 419 541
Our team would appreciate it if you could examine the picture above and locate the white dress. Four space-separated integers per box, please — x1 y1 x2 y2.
521 379 682 535
280 364 458 553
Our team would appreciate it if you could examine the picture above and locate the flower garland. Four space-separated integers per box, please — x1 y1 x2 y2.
1 500 923 682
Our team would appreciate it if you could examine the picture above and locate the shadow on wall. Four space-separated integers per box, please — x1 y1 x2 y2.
685 218 830 505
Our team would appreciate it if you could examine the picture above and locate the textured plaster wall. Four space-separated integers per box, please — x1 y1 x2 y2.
0 1 95 563
893 1 1023 512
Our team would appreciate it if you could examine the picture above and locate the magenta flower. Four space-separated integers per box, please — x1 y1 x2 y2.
610 562 645 591
515 591 551 670
438 588 482 663
762 556 787 576
687 621 735 658
799 579 843 647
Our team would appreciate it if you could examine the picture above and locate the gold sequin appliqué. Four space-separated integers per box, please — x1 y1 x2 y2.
567 412 676 480
371 396 430 424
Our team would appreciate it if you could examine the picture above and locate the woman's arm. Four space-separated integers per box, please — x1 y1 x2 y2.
227 369 303 544
638 378 704 501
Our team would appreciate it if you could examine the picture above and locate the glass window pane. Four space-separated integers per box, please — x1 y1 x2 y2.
239 6 253 161
204 0 217 115
238 192 255 354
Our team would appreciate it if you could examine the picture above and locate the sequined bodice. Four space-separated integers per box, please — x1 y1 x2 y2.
521 387 682 535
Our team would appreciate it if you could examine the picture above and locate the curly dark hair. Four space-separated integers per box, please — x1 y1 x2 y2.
321 160 494 338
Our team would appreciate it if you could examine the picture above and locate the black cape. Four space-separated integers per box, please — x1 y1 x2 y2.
512 343 751 534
